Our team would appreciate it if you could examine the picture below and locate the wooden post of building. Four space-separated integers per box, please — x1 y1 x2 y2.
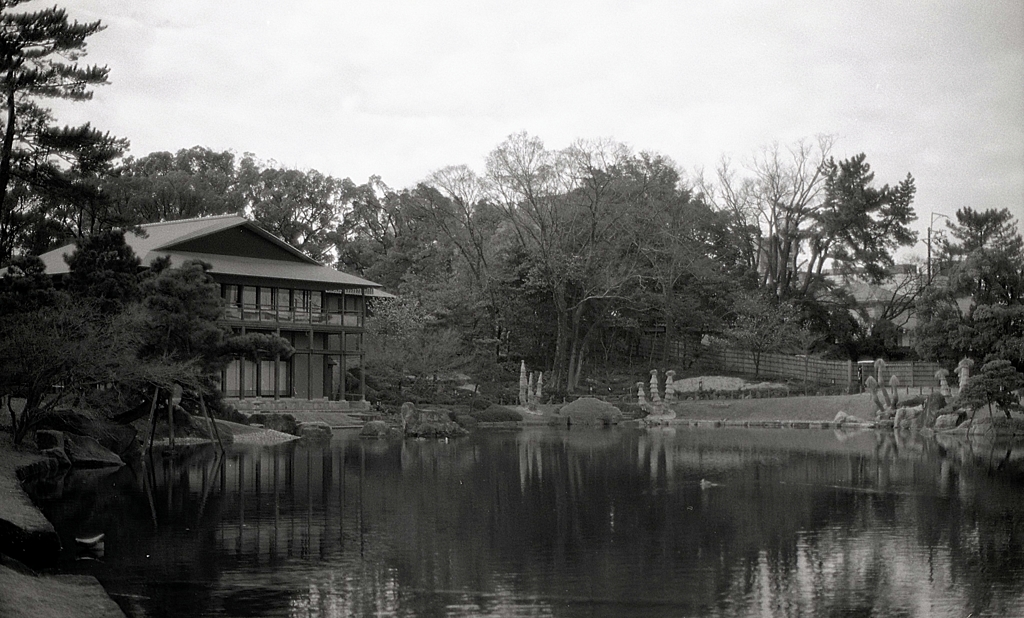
238 325 246 400
340 353 347 405
274 327 281 400
308 327 314 400
273 353 280 400
360 288 367 402
846 360 854 394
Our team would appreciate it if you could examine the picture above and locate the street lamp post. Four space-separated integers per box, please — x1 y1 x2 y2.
927 212 950 281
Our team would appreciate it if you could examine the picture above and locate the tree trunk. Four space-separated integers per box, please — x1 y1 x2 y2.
551 286 571 391
662 286 675 363
566 301 586 393
568 306 602 393
0 73 18 263
12 393 41 445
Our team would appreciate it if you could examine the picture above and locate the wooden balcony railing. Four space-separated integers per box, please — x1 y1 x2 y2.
224 304 363 327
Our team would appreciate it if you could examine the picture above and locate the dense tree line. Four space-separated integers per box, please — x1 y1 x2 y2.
3 130 941 392
914 207 1024 373
2 0 1021 406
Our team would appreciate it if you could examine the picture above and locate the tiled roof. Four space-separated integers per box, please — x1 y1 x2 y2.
160 251 379 287
18 215 381 289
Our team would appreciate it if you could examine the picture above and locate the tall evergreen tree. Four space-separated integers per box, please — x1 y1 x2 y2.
0 1 114 263
64 229 141 313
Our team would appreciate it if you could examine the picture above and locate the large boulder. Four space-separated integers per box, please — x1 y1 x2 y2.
917 392 948 428
934 413 961 430
63 433 124 468
33 430 64 452
560 398 622 426
248 413 299 436
33 410 139 458
360 420 389 438
298 422 333 441
833 411 856 426
39 446 71 471
894 405 924 430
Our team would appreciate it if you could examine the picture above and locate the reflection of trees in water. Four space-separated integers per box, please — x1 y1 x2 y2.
32 430 1024 617
631 428 1024 617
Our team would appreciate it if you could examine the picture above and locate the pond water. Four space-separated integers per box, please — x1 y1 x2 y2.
29 427 1024 618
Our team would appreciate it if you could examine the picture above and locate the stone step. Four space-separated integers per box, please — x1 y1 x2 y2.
231 398 369 413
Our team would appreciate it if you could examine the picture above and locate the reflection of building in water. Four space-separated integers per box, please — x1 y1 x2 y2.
145 443 365 566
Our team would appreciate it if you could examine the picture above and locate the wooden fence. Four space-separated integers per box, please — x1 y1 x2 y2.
637 335 944 392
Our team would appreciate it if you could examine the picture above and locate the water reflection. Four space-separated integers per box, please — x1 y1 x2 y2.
29 428 1024 618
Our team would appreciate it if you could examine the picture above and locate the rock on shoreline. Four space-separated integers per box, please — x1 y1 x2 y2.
1 431 125 617
0 563 125 618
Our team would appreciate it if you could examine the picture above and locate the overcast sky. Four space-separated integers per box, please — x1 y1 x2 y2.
45 0 1024 254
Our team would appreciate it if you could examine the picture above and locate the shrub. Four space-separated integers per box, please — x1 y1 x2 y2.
447 405 471 418
469 397 493 411
560 397 622 425
899 395 927 408
470 405 524 423
453 414 479 429
617 403 647 419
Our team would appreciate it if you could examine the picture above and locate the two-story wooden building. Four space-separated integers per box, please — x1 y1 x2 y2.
33 215 383 409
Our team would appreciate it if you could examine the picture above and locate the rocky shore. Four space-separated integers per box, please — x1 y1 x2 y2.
0 432 126 618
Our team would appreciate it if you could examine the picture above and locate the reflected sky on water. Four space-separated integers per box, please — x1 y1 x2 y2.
29 427 1024 618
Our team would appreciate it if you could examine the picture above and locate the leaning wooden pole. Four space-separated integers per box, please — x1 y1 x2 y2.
146 386 161 452
167 390 176 451
199 396 225 452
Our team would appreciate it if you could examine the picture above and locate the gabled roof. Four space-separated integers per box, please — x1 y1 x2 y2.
24 215 382 289
158 251 380 287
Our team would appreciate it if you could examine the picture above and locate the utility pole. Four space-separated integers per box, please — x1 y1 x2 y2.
927 212 949 281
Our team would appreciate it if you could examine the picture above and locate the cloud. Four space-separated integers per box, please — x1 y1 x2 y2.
39 0 1024 237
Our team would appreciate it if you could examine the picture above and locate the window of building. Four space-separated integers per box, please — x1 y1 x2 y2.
259 287 273 309
223 285 240 318
242 286 258 320
276 288 292 321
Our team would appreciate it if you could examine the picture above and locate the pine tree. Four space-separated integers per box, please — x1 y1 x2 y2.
0 1 115 263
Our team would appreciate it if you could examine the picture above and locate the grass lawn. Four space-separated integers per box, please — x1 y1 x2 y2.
670 392 879 423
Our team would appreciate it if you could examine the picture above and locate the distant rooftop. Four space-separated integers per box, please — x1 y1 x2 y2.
822 264 920 277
